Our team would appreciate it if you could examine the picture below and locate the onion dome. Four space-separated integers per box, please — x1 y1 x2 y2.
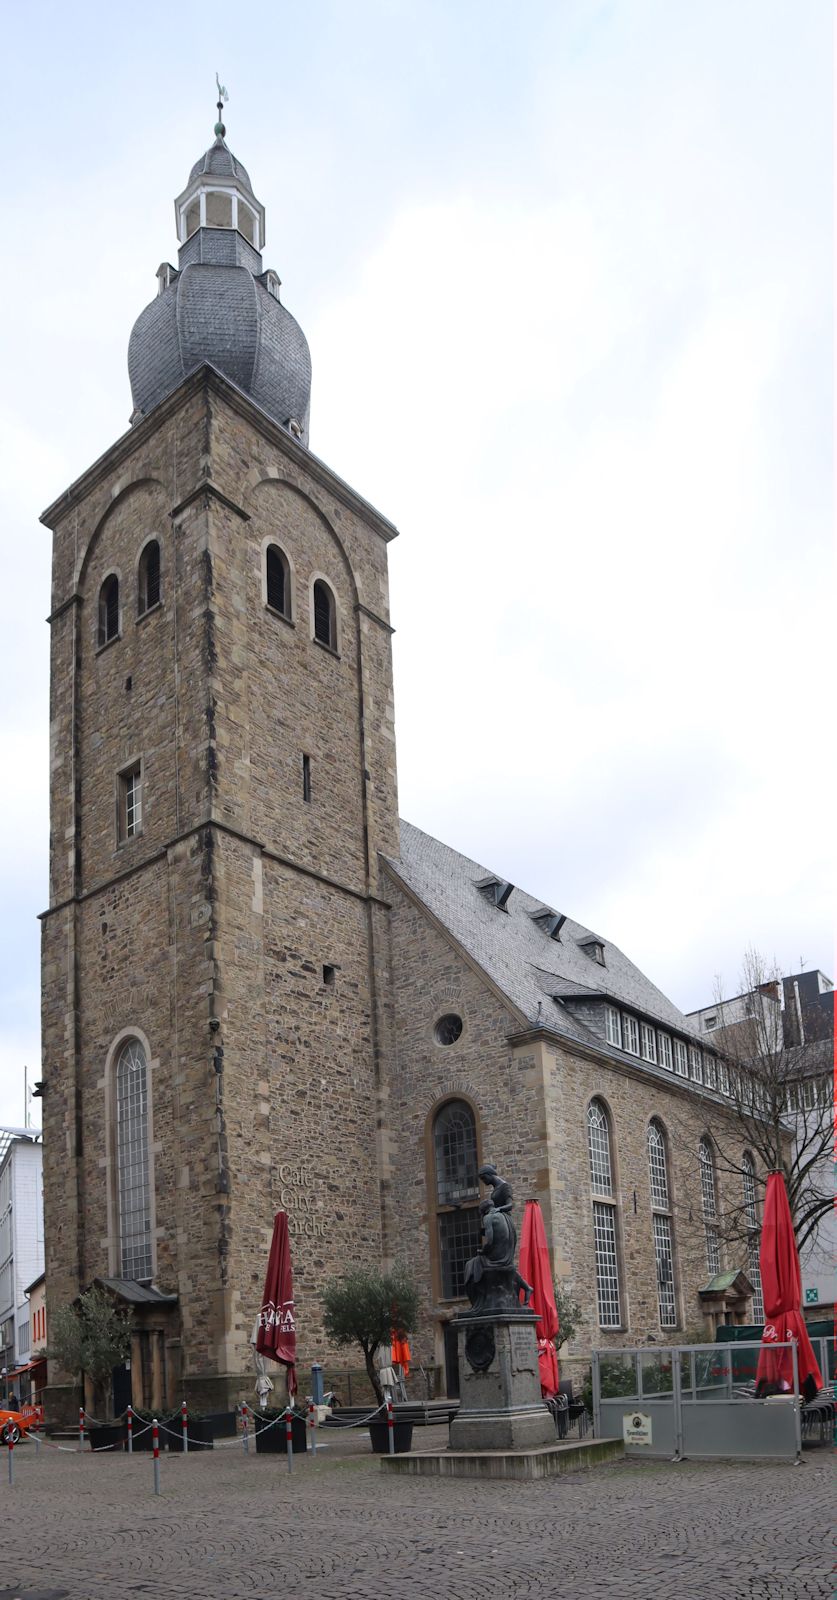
128 120 311 444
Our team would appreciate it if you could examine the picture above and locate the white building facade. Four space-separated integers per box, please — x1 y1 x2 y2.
0 1131 44 1387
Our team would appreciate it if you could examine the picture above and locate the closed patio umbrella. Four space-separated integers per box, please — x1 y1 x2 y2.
255 1210 297 1397
755 1172 822 1403
518 1199 560 1398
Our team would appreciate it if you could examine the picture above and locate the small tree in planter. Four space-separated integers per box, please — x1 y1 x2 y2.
47 1287 131 1422
322 1264 419 1406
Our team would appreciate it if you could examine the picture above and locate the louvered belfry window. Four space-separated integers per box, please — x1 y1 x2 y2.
138 541 160 615
433 1100 481 1299
313 580 336 649
98 575 120 646
116 1039 153 1281
266 544 288 616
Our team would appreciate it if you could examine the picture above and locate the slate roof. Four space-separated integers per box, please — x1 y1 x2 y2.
385 821 707 1052
189 137 253 190
95 1277 178 1306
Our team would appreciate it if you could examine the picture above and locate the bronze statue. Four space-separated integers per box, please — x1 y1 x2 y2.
463 1165 533 1314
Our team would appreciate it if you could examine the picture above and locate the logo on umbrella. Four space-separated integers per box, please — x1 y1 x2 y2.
259 1298 296 1334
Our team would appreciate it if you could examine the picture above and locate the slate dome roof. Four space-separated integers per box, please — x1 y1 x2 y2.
189 137 252 190
128 265 311 443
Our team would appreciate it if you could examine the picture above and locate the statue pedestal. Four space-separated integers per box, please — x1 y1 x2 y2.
448 1310 555 1452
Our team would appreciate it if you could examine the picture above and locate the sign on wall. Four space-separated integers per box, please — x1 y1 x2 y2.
804 1287 819 1305
623 1411 653 1446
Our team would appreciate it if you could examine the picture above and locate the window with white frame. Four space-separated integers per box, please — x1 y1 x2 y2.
689 1045 704 1084
622 1015 640 1056
704 1054 717 1091
699 1136 721 1276
605 1005 622 1048
116 1039 153 1280
673 1039 688 1077
652 1213 677 1329
658 1032 673 1071
718 1061 730 1096
118 762 142 843
587 1100 622 1328
640 1023 657 1063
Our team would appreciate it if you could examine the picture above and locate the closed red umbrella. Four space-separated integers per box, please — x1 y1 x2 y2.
755 1173 822 1403
255 1211 297 1397
518 1199 560 1398
390 1332 411 1376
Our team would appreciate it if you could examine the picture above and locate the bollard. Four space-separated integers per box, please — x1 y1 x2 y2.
79 1407 85 1452
241 1402 250 1455
285 1406 293 1475
386 1397 395 1456
310 1362 324 1406
181 1399 188 1454
7 1425 14 1486
308 1399 317 1455
127 1405 133 1454
152 1418 160 1496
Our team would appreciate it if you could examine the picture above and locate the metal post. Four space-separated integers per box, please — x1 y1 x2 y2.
592 1350 601 1439
308 1399 317 1454
791 1339 802 1463
310 1363 324 1406
152 1418 161 1495
671 1345 683 1462
285 1406 293 1474
181 1399 188 1454
78 1407 85 1452
386 1397 395 1455
7 1425 14 1485
127 1405 133 1454
241 1402 249 1454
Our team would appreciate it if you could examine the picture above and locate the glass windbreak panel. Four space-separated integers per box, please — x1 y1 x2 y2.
433 1101 478 1205
438 1207 482 1299
206 190 233 228
599 1352 638 1400
680 1350 694 1396
640 1350 673 1395
693 1349 732 1396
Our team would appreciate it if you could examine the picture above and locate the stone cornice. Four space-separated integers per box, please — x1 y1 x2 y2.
40 818 392 920
40 365 400 546
169 480 251 523
46 593 83 624
355 602 395 634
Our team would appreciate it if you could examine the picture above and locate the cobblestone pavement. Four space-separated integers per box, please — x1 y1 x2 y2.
2 1427 834 1600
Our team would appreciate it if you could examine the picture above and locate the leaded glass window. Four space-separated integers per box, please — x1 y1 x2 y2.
593 1202 621 1327
647 1121 669 1209
587 1100 613 1196
433 1099 480 1299
116 1039 152 1281
742 1153 764 1322
699 1137 721 1275
653 1214 677 1328
438 1208 483 1301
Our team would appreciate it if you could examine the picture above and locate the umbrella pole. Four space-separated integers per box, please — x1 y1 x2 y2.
285 1405 293 1474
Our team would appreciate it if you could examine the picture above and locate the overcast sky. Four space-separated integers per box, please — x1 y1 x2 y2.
1 0 832 1128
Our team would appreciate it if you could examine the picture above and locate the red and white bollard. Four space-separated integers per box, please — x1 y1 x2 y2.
308 1399 317 1454
181 1399 189 1454
285 1405 293 1474
78 1407 85 1452
127 1405 133 1454
241 1402 250 1454
386 1397 395 1456
152 1418 160 1496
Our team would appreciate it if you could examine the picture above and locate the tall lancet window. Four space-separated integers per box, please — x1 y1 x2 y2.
587 1099 622 1328
116 1039 153 1281
699 1136 722 1276
742 1152 764 1323
647 1120 677 1328
432 1100 481 1299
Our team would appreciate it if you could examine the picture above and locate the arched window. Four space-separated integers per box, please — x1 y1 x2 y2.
98 575 120 647
699 1136 721 1276
742 1152 764 1322
432 1100 481 1299
137 540 161 616
265 544 290 618
647 1121 677 1328
587 1100 622 1328
116 1039 153 1281
312 579 337 650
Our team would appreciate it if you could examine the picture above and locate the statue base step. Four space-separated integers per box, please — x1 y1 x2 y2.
381 1435 625 1480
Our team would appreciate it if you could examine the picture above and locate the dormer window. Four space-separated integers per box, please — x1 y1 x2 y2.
580 937 606 966
475 875 514 911
530 908 566 941
156 263 176 296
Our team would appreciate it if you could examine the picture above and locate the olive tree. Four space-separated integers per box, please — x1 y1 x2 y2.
321 1264 419 1405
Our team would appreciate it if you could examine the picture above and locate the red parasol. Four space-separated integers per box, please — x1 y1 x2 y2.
755 1173 822 1403
390 1332 411 1376
518 1199 560 1398
255 1211 297 1396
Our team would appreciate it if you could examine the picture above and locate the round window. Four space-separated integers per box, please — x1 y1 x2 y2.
434 1013 463 1046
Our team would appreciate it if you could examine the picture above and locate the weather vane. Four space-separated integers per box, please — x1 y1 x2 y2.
215 73 229 138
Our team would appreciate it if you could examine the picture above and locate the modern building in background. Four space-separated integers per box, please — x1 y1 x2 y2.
0 1129 44 1396
40 115 812 1418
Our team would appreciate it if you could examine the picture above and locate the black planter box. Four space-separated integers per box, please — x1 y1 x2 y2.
368 1419 413 1455
166 1416 215 1452
88 1422 126 1453
203 1410 238 1439
128 1418 157 1450
254 1413 308 1453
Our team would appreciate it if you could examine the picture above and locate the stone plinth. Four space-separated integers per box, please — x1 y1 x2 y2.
381 1436 625 1480
448 1310 555 1452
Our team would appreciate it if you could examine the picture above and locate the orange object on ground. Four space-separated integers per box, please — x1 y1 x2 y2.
390 1333 411 1375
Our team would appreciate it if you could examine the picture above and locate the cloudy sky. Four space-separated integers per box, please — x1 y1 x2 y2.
1 0 832 1127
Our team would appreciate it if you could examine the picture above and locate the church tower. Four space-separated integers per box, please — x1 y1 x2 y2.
40 112 400 1417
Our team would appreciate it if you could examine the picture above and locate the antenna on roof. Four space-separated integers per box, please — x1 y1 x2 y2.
215 73 229 139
